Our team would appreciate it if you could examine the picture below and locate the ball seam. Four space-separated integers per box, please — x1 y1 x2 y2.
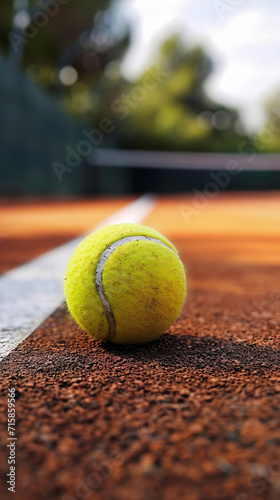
95 236 176 341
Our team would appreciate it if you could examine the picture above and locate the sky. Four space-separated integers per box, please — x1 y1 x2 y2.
117 0 280 132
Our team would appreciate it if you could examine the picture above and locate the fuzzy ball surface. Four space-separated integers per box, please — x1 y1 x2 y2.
64 223 186 344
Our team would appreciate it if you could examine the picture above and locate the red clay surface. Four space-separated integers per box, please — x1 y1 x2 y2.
0 194 280 500
0 198 132 274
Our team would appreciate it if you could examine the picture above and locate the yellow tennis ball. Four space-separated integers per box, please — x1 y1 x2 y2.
64 223 186 344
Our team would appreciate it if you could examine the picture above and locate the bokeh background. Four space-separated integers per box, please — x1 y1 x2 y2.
1 0 280 196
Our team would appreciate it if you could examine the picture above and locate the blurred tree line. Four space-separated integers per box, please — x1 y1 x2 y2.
0 0 279 195
95 37 242 152
1 0 242 152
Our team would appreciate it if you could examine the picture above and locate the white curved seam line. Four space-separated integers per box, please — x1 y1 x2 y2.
95 236 176 341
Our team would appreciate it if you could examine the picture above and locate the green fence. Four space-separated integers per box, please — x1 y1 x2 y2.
0 54 82 196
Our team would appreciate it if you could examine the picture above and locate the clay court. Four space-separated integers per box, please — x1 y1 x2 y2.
0 193 280 500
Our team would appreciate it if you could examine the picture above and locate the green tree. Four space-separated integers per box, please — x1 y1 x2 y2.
97 36 242 152
4 1 129 103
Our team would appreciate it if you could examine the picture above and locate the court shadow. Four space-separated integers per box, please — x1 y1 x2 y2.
101 332 280 373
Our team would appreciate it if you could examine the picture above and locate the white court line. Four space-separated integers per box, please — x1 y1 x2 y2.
0 194 155 361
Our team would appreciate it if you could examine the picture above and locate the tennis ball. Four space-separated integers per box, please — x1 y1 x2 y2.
64 223 186 344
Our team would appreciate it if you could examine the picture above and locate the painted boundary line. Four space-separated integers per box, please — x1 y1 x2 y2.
0 194 155 362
